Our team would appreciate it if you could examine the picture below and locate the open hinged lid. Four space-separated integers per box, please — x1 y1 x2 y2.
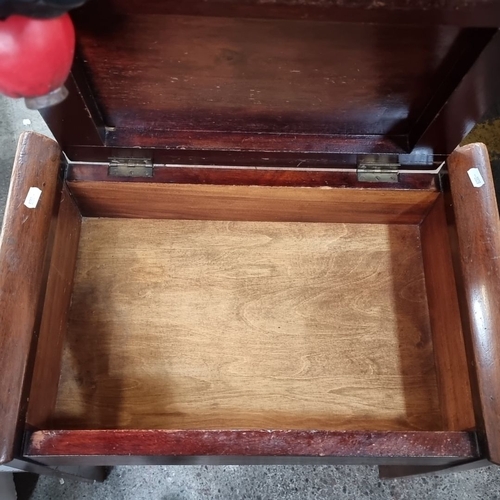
41 0 500 169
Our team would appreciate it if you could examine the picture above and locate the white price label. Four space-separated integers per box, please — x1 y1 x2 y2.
24 187 42 209
467 168 485 188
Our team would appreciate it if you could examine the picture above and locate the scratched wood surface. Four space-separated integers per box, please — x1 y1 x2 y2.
75 14 460 149
0 133 61 464
53 219 440 431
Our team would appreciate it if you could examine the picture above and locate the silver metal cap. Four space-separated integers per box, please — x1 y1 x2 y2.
24 86 69 110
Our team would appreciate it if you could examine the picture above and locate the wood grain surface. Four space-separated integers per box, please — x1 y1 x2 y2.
67 182 438 224
26 185 82 429
0 132 61 464
75 14 460 151
448 143 500 464
87 17 458 136
86 0 500 26
53 219 440 431
420 196 475 430
25 429 479 466
38 2 500 162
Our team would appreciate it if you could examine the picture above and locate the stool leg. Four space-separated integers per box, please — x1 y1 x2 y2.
379 459 490 479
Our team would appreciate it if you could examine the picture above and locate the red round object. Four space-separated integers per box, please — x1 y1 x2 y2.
0 14 75 98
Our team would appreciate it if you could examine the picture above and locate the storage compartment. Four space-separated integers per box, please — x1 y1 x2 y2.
3 0 500 473
27 182 475 434
54 218 437 431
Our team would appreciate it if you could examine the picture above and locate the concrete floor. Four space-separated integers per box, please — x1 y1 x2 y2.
2 95 500 499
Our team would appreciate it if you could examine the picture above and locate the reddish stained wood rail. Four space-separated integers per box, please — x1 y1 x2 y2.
26 430 479 466
67 163 438 191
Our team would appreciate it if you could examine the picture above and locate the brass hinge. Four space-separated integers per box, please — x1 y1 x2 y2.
108 158 153 178
357 156 400 183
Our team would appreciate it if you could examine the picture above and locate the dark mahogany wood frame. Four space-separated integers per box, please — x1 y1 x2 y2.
1 0 500 483
0 135 496 480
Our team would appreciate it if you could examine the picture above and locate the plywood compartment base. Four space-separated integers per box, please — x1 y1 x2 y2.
52 218 441 431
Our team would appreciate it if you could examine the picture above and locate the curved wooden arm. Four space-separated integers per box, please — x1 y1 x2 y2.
0 132 61 464
448 142 500 465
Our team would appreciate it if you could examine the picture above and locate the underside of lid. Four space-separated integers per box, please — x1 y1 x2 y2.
40 0 500 167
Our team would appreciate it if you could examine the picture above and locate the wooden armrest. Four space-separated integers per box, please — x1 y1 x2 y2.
448 142 500 465
0 132 61 464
